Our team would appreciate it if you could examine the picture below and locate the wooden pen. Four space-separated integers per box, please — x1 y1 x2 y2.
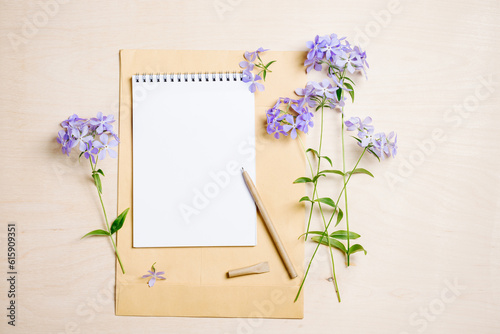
241 168 298 279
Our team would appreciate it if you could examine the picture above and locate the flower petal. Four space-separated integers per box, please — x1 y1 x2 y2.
148 277 156 287
100 133 109 144
98 150 106 161
108 149 118 158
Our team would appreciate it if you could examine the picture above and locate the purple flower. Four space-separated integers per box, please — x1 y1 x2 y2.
345 116 397 159
296 110 314 134
70 125 92 152
327 94 346 110
345 116 374 134
279 97 300 105
388 132 398 157
345 117 361 131
351 45 369 77
283 115 298 139
345 116 376 147
61 114 85 129
266 106 288 139
306 35 326 60
239 60 255 71
94 133 118 160
311 79 337 99
304 57 322 73
142 263 166 287
359 130 374 147
335 51 357 74
295 82 317 108
244 47 269 62
242 70 264 93
267 123 288 139
320 34 341 61
374 131 397 158
266 106 284 124
89 112 115 134
57 129 71 155
57 113 122 159
83 140 99 163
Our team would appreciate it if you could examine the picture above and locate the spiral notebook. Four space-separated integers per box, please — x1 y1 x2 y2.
132 72 257 247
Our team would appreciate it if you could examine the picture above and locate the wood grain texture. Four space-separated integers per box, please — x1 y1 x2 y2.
0 0 499 333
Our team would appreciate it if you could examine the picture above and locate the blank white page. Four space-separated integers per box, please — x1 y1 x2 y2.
132 74 256 247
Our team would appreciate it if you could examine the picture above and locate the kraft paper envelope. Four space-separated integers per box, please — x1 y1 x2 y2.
116 49 306 318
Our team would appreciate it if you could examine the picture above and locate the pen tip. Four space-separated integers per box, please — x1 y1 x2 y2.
241 167 245 172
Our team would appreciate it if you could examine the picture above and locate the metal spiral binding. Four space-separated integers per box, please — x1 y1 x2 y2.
134 72 243 83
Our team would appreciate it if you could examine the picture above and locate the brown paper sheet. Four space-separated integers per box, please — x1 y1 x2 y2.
116 50 306 318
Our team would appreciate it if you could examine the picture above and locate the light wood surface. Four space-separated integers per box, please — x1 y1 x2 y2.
0 0 499 333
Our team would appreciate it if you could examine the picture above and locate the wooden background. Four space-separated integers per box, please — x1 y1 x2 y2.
0 0 499 333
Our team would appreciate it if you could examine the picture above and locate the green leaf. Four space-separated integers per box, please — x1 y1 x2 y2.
265 60 276 68
320 155 333 166
348 168 374 177
293 177 313 184
348 244 367 255
311 236 347 254
321 169 345 176
343 76 356 85
344 82 355 102
367 148 381 162
81 229 110 239
306 148 319 158
335 208 344 226
330 230 361 240
336 88 342 101
110 208 130 235
312 173 325 183
299 196 313 203
262 70 267 81
96 169 105 176
314 197 336 207
92 173 102 194
298 230 327 239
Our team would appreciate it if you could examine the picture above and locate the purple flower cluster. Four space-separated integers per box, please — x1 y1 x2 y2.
240 47 269 93
305 34 368 77
57 112 119 162
345 116 397 159
266 98 314 139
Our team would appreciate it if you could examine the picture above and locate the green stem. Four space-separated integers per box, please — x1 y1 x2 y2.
295 148 367 302
89 159 125 274
339 68 352 266
298 136 316 242
295 105 341 302
315 106 340 300
341 113 351 266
